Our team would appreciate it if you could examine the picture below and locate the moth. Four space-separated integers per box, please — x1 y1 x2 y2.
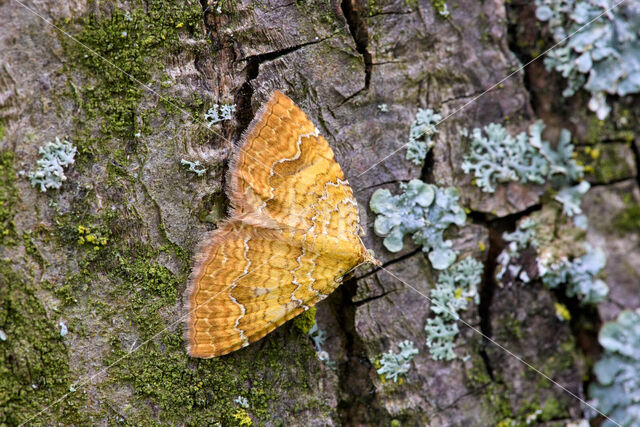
184 91 378 358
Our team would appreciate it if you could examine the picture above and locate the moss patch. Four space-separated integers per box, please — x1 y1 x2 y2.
615 203 640 234
0 150 18 245
0 261 79 425
60 0 203 147
292 306 317 334
103 326 324 424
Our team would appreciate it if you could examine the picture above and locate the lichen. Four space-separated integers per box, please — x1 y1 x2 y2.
462 120 592 224
588 309 640 426
496 218 538 282
462 121 583 194
308 321 336 369
554 181 590 217
370 179 466 270
535 0 640 119
425 256 483 360
205 103 236 126
554 302 571 322
181 158 207 176
461 122 548 193
539 245 609 305
27 138 77 192
405 108 441 166
430 0 450 18
376 340 419 383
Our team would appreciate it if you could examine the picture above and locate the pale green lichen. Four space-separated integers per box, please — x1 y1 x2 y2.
461 122 549 193
554 181 591 217
425 317 459 361
308 321 336 369
376 340 419 383
535 0 640 119
462 120 589 220
205 103 236 126
425 257 483 360
27 138 77 192
430 0 450 17
588 309 640 426
462 121 583 194
497 217 608 304
539 245 609 305
370 179 466 270
181 158 206 176
496 219 539 282
405 108 441 166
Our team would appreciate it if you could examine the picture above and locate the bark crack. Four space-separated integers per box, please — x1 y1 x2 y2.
470 204 543 381
234 38 331 134
353 288 400 307
339 0 372 103
354 247 422 281
333 279 390 425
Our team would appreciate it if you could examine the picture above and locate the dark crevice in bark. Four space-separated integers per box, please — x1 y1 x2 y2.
353 289 399 307
471 204 542 381
467 203 542 225
239 39 330 65
505 0 538 109
421 149 435 184
354 247 422 281
629 138 640 190
339 0 372 101
234 59 260 136
332 279 389 425
355 179 409 193
477 224 499 381
234 40 327 134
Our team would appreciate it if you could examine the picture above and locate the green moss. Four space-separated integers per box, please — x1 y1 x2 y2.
50 203 330 424
579 143 635 184
539 396 566 421
104 324 324 424
0 149 18 245
292 306 317 334
584 115 634 144
502 314 524 341
615 203 640 234
113 252 181 339
46 3 335 421
60 0 203 146
0 261 81 425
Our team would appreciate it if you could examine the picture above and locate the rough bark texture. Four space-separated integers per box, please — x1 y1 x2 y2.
1 0 638 425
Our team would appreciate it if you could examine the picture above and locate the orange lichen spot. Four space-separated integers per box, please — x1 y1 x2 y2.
184 91 379 358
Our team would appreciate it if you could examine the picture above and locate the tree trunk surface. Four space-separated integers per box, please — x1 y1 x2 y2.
1 0 638 425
